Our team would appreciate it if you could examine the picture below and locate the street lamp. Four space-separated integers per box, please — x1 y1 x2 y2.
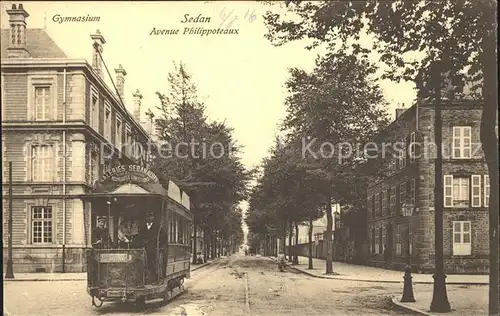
401 203 416 302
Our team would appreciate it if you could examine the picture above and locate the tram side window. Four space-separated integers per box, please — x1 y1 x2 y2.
169 213 174 243
178 217 184 244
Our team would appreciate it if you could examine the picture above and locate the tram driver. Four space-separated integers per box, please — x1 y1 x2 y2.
140 212 160 283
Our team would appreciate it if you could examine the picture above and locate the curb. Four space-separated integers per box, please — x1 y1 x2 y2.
391 296 433 316
266 257 488 285
4 258 223 282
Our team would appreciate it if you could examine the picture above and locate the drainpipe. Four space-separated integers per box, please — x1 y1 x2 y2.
62 67 67 272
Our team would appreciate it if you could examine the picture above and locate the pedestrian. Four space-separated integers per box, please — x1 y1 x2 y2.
118 215 139 248
140 212 159 284
91 217 111 249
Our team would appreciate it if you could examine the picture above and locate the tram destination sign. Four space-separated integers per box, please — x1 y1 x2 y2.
101 165 159 184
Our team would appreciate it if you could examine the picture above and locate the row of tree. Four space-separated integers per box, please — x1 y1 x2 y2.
246 48 391 271
150 62 251 261
249 1 498 314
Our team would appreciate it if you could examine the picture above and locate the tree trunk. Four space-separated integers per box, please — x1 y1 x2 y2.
211 230 216 259
288 221 293 262
293 222 299 264
282 222 287 259
308 217 313 269
325 198 334 274
481 4 499 315
204 229 209 262
192 219 198 264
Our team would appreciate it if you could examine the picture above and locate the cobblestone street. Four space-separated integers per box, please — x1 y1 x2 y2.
3 255 443 315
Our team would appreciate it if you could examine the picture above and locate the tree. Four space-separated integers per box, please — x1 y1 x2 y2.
153 62 250 263
264 2 498 312
280 49 389 274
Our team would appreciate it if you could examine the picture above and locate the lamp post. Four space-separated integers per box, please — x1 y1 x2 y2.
429 59 451 312
401 203 416 302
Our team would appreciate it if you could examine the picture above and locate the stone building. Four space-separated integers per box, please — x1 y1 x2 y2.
1 4 157 272
366 100 493 274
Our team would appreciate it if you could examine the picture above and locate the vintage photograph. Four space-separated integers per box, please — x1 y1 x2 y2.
1 1 498 315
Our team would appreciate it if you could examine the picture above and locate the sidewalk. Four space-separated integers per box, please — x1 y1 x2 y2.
3 258 219 282
392 285 488 316
278 256 488 285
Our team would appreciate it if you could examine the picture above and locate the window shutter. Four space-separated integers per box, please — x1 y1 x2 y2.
452 221 461 255
444 175 453 207
463 127 471 158
484 175 490 207
471 175 481 207
463 221 471 255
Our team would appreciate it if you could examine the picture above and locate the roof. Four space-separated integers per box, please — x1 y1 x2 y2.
1 28 67 58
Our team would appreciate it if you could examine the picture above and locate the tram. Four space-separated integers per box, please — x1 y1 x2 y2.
80 164 192 307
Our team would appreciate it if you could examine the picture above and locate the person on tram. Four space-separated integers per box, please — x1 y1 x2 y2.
91 217 111 249
139 212 160 283
117 215 139 248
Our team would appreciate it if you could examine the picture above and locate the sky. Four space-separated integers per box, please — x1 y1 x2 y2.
1 1 417 238
1 0 417 170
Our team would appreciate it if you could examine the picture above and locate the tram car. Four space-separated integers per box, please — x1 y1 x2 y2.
81 164 193 307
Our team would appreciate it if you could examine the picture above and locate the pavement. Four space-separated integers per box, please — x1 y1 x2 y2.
273 256 488 285
272 256 488 316
3 255 424 315
2 258 220 282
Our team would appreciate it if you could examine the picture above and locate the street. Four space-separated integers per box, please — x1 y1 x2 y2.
4 255 429 316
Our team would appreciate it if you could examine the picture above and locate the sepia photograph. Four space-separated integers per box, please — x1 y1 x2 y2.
1 1 498 315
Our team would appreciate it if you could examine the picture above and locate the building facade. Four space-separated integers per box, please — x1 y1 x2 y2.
366 101 493 274
1 4 157 272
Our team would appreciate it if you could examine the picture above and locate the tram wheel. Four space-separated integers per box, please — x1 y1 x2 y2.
163 290 172 305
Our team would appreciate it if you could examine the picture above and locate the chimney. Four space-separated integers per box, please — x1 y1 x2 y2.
90 29 106 79
6 4 30 58
114 64 127 102
395 103 406 119
132 89 143 122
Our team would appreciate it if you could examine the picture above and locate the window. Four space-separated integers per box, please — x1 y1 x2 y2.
371 228 375 254
399 182 407 209
395 225 402 255
125 125 132 156
104 159 111 172
453 177 469 207
452 126 471 159
390 187 396 214
379 227 383 254
374 228 380 254
115 116 122 148
90 90 99 131
471 175 481 207
398 140 406 169
31 206 53 244
382 191 387 216
35 87 51 120
409 132 416 162
367 196 373 219
453 221 471 256
374 193 380 218
104 103 111 140
484 175 490 207
444 175 481 208
31 145 54 182
90 152 99 184
410 179 416 206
